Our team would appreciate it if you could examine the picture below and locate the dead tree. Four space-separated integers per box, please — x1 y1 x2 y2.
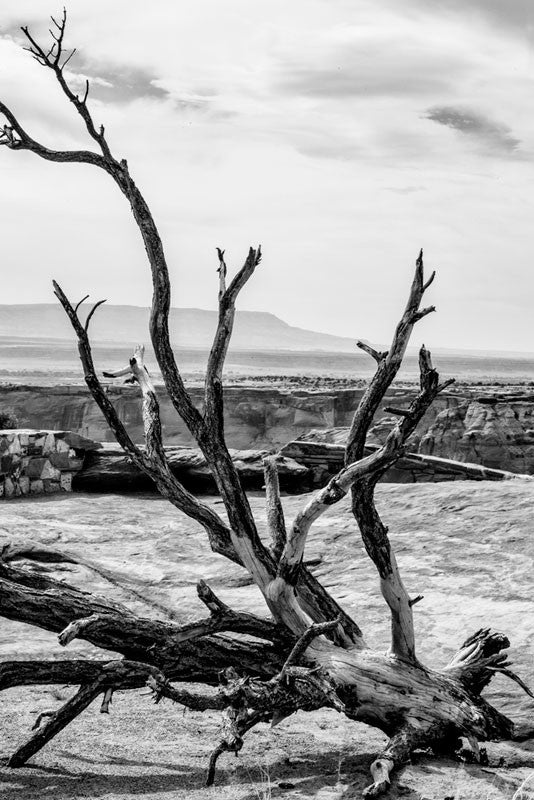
0 12 532 796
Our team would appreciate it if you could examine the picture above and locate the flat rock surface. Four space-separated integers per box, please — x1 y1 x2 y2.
1 482 534 798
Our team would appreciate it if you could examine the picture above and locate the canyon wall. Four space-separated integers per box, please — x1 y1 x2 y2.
2 383 534 475
418 398 534 473
0 383 455 450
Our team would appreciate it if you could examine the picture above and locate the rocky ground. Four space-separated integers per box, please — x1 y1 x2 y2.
1 483 534 799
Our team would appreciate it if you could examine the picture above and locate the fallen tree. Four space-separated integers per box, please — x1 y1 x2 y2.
0 12 533 796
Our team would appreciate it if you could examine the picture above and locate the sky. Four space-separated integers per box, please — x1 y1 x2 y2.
1 1 534 351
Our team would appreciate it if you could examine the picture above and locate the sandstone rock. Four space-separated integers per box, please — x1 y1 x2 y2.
0 383 456 450
26 458 49 479
42 433 56 454
281 435 528 484
0 455 13 474
75 445 310 493
0 430 91 499
60 472 73 492
49 452 84 471
39 462 61 481
18 476 30 494
419 400 534 474
8 437 21 455
55 431 102 451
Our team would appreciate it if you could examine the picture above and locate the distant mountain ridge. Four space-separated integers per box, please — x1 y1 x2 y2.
0 304 357 353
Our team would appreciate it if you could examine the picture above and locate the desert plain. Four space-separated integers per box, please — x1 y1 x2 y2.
1 481 534 800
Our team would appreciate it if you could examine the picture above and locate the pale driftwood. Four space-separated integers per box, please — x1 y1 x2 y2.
1 13 533 798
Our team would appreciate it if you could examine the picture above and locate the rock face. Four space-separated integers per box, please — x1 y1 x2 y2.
296 396 534 476
0 430 99 498
419 400 534 473
75 445 309 493
4 384 534 475
0 384 453 450
0 431 309 497
280 435 527 485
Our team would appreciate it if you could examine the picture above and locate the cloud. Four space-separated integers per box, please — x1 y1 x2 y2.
425 105 521 155
69 60 170 104
274 34 469 100
0 23 171 106
2 0 534 352
385 186 427 195
422 0 534 36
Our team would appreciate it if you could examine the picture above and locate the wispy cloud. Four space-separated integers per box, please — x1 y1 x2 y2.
274 33 469 100
1 0 534 351
422 0 534 35
425 105 521 155
67 61 170 104
385 186 427 194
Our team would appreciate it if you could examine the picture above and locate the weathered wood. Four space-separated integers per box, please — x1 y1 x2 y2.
263 455 287 560
8 679 106 767
0 562 287 683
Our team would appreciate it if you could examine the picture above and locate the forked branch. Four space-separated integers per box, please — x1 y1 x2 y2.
344 253 452 663
352 345 453 662
52 284 237 564
347 249 435 463
21 9 113 160
0 15 362 646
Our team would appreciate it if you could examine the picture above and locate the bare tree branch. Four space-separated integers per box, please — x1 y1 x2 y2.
263 455 287 560
0 537 178 618
0 19 347 642
216 247 227 299
357 341 388 363
0 99 107 166
5 20 528 796
84 298 107 331
351 346 454 663
206 246 261 421
52 283 236 564
74 293 89 314
201 247 264 550
280 617 341 675
8 678 107 767
20 10 113 160
0 17 203 438
346 249 435 465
